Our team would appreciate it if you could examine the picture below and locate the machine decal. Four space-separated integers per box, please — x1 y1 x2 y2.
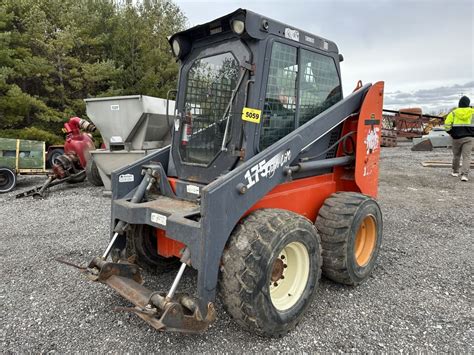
242 107 261 124
364 119 380 126
119 173 134 183
365 126 380 155
284 28 299 41
110 105 120 111
244 149 291 189
186 184 200 195
304 35 315 44
110 136 123 143
363 114 381 177
151 212 167 226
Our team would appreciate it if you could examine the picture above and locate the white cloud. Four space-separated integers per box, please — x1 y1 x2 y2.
384 81 474 113
174 0 474 112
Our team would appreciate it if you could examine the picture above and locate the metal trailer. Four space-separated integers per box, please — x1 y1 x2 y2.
0 138 46 193
84 95 175 190
381 108 444 142
63 9 385 337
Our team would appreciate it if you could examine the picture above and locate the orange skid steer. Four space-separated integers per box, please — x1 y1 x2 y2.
61 9 384 337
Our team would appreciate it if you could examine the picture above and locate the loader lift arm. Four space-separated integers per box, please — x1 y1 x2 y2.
197 83 373 305
108 83 380 320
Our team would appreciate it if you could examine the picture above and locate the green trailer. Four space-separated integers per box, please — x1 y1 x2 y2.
0 138 47 193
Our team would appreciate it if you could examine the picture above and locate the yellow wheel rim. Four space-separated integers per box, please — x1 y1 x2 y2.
269 241 310 311
354 215 377 267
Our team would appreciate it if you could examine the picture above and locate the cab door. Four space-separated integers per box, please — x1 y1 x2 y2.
170 39 251 184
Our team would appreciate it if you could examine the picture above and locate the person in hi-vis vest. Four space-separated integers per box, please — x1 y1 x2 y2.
445 96 474 182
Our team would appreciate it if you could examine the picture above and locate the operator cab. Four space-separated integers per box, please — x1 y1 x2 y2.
168 9 343 184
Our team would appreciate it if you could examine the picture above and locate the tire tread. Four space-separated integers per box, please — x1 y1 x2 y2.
316 192 377 285
220 209 321 337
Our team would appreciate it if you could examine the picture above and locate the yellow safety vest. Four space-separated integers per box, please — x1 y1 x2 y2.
445 107 474 139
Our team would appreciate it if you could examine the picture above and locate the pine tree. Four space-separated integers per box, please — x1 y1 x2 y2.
0 0 186 144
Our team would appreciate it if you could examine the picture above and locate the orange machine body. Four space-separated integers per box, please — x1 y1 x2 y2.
156 82 384 259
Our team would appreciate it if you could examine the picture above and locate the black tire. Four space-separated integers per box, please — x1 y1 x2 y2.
46 148 64 168
125 224 179 271
66 170 86 184
315 192 382 286
0 167 17 193
220 209 322 337
85 159 103 186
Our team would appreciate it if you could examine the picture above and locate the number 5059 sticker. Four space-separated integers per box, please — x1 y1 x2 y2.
242 107 261 124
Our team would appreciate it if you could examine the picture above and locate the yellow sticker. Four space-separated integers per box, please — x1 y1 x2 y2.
242 107 261 124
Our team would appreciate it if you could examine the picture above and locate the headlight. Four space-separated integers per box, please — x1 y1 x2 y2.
172 39 181 57
231 20 245 35
170 36 191 59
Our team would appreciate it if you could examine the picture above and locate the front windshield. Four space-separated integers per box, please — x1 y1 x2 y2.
179 52 240 165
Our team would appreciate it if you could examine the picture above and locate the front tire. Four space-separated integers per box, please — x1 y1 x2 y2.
125 224 179 271
220 209 322 337
315 192 382 285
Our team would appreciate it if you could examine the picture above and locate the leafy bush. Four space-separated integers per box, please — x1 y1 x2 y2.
0 127 63 145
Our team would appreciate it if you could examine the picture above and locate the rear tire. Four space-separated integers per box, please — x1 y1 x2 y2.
0 167 17 193
315 192 382 285
86 159 103 186
125 224 179 271
220 209 322 337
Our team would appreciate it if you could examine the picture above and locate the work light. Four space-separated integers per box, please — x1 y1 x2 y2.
171 37 191 59
172 39 181 57
231 20 245 35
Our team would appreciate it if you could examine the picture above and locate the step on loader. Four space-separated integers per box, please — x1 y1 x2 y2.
61 9 384 337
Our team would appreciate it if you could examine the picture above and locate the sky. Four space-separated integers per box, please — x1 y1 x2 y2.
174 0 474 113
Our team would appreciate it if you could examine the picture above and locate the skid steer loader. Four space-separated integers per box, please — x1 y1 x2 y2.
63 9 384 336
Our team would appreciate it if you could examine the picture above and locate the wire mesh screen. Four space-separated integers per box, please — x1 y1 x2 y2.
260 42 298 150
299 49 342 126
180 52 240 165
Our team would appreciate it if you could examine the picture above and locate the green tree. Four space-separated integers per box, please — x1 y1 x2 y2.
0 0 186 143
112 0 186 97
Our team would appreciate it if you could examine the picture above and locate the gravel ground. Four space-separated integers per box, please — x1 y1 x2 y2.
1 141 473 352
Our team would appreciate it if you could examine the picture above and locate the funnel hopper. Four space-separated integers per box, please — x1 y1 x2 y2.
85 95 175 150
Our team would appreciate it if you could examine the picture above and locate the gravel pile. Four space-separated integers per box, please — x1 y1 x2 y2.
1 141 472 352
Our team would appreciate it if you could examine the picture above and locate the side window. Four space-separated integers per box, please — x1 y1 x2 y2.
260 42 298 150
298 49 342 126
